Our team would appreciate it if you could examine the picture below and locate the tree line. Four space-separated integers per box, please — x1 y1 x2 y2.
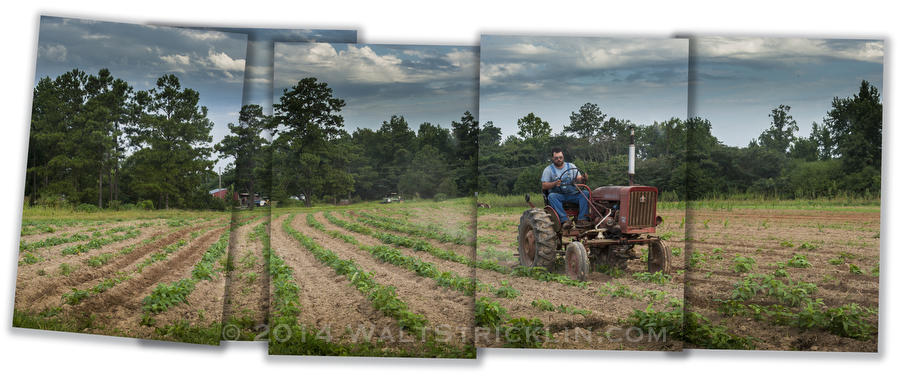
478 80 882 201
27 70 880 210
28 69 221 210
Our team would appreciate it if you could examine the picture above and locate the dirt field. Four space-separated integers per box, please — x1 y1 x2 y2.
473 204 686 351
13 210 254 344
684 205 880 351
265 199 477 358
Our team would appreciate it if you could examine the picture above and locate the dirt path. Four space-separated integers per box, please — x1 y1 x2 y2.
67 226 228 340
13 219 224 312
289 212 474 347
219 216 269 339
684 208 879 351
271 213 429 349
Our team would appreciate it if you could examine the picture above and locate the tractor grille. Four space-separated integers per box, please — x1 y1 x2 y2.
628 190 656 228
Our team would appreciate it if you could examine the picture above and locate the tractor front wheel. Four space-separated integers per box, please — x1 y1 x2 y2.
565 241 589 281
647 239 673 274
518 209 557 269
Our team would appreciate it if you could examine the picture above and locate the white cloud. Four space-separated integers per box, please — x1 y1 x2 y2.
38 44 67 62
178 29 228 41
207 50 245 72
480 62 528 85
160 53 191 66
82 33 110 40
504 43 553 55
696 37 883 64
445 49 476 69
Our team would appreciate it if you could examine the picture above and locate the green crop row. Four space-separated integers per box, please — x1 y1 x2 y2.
336 212 509 274
60 229 141 256
510 266 589 288
283 214 429 334
628 305 756 349
318 213 479 296
20 233 91 251
356 211 472 246
530 299 591 316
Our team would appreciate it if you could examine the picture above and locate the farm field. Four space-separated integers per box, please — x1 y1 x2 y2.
475 201 686 351
683 204 880 351
13 207 261 344
266 199 477 358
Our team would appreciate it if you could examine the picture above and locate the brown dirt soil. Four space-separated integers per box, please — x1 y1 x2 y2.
290 212 475 347
18 219 159 244
346 211 475 258
66 225 228 340
373 205 476 245
471 207 685 350
334 208 683 351
220 216 270 339
684 207 880 351
12 220 223 313
270 214 420 349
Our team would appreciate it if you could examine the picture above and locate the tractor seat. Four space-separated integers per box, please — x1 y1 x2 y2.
541 189 581 211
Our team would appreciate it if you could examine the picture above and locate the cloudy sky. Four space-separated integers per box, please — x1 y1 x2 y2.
274 43 478 132
479 35 689 139
201 28 356 114
197 27 356 171
691 37 884 147
35 16 247 172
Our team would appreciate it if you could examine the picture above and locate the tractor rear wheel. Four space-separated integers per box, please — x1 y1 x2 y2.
647 239 673 274
565 241 589 281
518 209 557 269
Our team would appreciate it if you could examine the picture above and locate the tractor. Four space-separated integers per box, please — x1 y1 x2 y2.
517 127 673 281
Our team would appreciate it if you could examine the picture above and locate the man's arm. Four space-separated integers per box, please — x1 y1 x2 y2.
541 179 561 190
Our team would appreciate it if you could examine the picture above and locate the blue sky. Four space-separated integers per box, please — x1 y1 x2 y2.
274 43 478 132
691 37 884 147
479 35 689 139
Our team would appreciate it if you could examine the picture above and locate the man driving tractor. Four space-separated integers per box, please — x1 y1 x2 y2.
541 147 591 230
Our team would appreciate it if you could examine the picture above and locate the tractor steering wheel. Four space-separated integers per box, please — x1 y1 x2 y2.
556 166 588 187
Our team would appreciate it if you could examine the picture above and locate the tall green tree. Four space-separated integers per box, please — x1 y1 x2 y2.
215 104 270 205
126 74 214 209
563 102 606 141
755 104 799 153
516 112 551 140
272 77 348 206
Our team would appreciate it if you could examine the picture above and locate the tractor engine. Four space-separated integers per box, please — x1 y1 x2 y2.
590 186 661 238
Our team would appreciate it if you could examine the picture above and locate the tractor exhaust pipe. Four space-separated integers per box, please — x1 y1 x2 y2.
628 125 635 186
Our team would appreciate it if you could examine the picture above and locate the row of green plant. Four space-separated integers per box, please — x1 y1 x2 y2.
60 229 141 256
140 226 236 327
284 214 429 334
269 220 469 357
530 299 592 316
335 212 510 274
510 266 589 288
476 297 549 348
628 305 756 349
356 211 473 246
716 272 877 340
311 213 477 296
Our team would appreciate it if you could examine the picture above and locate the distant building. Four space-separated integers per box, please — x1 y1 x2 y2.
209 188 228 200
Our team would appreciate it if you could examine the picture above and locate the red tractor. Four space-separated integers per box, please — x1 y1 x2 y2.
517 128 673 281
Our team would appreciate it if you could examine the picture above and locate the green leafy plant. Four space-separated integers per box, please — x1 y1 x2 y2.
531 299 555 312
786 254 811 268
732 255 756 273
501 318 549 348
494 280 520 298
475 297 506 328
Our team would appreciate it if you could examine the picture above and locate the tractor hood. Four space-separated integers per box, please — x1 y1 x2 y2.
591 186 657 201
